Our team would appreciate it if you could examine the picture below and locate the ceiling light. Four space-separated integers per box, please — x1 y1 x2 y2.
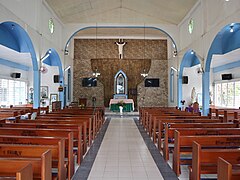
225 0 229 1
230 25 234 32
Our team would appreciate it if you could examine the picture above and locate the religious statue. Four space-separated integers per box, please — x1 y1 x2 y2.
191 87 197 103
116 39 126 59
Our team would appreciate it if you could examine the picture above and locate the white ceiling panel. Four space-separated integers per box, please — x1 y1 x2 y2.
46 0 198 24
211 48 240 68
0 45 32 67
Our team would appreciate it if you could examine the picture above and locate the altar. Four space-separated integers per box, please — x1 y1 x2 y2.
109 99 134 112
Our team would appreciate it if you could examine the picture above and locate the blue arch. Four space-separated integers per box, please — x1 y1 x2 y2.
0 21 40 108
178 49 201 107
42 48 64 108
203 23 240 115
64 26 178 53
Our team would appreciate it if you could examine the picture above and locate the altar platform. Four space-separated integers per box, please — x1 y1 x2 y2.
109 99 134 112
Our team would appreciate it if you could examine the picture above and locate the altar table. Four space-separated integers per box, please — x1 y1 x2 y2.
109 99 134 112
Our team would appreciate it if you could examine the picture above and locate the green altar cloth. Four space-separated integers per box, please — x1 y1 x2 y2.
110 103 133 112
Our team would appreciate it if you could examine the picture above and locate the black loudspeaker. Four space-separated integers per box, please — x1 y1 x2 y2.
53 75 60 83
11 73 21 78
222 74 232 80
182 76 188 84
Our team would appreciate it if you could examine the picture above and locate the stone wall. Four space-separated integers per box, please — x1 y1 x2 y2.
73 39 168 108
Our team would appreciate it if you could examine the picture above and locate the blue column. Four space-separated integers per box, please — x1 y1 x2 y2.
202 72 210 115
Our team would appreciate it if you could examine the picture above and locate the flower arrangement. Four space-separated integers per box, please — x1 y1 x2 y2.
117 100 126 107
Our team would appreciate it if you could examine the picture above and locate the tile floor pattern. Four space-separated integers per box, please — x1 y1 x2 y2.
88 117 164 180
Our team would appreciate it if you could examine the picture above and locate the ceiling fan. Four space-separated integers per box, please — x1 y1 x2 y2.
40 66 48 74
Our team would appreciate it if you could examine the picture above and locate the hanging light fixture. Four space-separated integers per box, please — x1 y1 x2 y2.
93 67 100 77
141 24 148 78
93 24 100 78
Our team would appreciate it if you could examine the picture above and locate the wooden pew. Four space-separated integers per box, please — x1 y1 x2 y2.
0 121 81 166
149 114 209 137
0 160 33 180
0 135 72 179
16 119 86 157
0 150 51 180
173 131 240 176
0 128 73 180
31 116 92 147
190 141 240 180
0 140 65 180
218 157 240 180
163 126 240 161
152 118 221 144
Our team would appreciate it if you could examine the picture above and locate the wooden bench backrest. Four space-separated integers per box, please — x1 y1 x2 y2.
0 160 33 180
173 131 240 176
0 149 51 180
0 135 72 179
192 141 240 180
163 127 240 161
217 157 240 180
0 140 65 180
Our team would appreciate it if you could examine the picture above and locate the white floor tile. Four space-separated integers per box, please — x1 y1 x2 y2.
88 117 164 180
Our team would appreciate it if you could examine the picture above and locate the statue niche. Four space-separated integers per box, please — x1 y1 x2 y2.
114 70 128 99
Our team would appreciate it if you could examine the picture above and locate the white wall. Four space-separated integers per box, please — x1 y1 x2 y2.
41 65 59 106
0 0 65 105
175 0 240 107
182 64 202 107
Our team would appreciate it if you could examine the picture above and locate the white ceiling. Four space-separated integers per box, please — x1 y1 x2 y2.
0 45 32 68
46 0 198 25
211 48 240 68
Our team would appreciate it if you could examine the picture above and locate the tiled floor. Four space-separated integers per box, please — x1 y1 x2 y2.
88 117 164 180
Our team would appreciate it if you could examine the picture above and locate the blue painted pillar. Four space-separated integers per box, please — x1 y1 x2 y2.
33 70 40 108
202 72 210 115
177 78 182 107
59 66 64 108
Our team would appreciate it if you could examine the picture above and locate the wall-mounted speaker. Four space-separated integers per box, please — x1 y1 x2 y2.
222 74 232 80
182 76 188 84
11 73 21 78
53 75 60 83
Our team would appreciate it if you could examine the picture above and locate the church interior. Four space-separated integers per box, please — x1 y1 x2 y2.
1 0 240 179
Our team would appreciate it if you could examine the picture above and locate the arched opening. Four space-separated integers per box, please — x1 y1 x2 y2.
178 50 202 109
0 21 39 108
64 25 178 108
41 48 64 108
203 23 240 115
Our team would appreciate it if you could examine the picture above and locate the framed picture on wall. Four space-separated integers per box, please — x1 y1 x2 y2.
50 94 58 103
40 86 48 99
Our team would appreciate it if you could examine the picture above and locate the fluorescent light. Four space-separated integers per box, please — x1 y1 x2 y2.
64 66 71 71
171 67 178 72
41 54 49 62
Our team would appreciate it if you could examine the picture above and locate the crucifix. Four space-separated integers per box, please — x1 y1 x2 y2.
116 39 126 59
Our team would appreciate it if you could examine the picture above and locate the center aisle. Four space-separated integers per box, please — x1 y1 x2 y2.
88 117 164 180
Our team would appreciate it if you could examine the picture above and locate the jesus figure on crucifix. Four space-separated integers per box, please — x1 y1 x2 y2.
116 39 126 59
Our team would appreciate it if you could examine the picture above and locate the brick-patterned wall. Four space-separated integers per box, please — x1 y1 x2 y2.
73 39 168 108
